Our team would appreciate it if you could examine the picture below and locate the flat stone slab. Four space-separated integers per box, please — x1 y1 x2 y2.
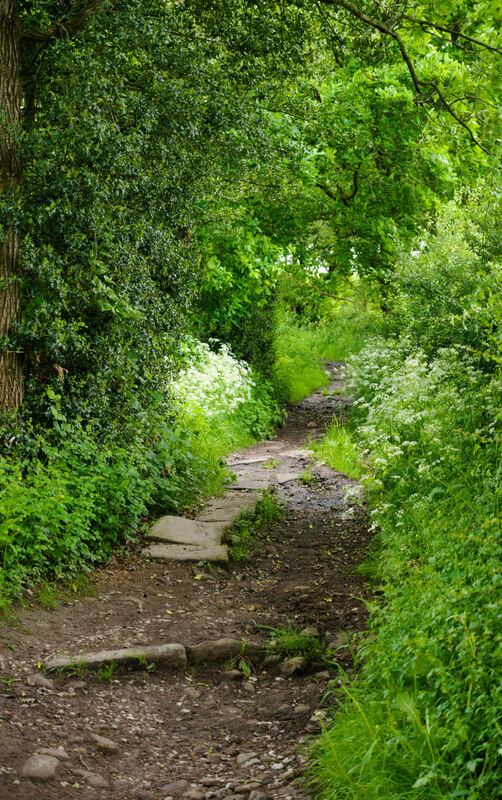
197 494 258 522
227 456 273 466
44 643 186 672
280 449 314 459
187 638 265 664
228 478 270 490
142 543 229 563
276 470 303 484
147 515 227 546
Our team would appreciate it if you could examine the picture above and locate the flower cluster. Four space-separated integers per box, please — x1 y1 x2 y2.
171 338 255 419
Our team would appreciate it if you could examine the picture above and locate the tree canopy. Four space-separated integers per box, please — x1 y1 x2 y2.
0 0 501 426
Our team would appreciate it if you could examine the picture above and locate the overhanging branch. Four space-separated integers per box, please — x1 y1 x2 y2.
316 0 494 154
402 14 502 56
22 0 107 41
317 0 422 95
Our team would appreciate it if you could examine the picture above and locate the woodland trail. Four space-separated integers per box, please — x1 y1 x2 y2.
0 364 372 800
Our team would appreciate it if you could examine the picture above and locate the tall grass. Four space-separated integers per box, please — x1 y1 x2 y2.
311 417 362 479
275 306 379 402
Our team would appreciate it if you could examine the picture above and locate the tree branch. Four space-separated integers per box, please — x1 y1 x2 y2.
402 14 502 56
418 81 492 154
316 182 337 201
22 0 107 41
316 163 363 206
316 0 494 154
317 0 423 95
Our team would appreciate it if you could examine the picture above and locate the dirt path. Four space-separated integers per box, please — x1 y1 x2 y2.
0 363 372 800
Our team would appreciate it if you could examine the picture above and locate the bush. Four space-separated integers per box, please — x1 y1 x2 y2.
388 201 500 359
171 337 284 447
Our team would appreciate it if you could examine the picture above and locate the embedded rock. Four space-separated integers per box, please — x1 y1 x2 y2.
280 656 308 677
44 643 186 672
188 638 264 665
21 754 59 781
147 515 228 546
142 543 229 563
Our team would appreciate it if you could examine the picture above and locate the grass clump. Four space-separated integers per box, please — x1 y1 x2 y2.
227 491 284 562
312 417 362 480
264 623 332 663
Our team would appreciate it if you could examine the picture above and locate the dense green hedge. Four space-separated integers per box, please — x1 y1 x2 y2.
312 198 502 799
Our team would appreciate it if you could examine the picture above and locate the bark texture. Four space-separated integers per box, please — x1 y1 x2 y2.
0 0 23 411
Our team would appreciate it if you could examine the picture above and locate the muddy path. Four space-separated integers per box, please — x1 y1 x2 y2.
0 363 372 800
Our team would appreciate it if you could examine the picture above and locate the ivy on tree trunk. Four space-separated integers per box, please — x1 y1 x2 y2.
0 0 23 412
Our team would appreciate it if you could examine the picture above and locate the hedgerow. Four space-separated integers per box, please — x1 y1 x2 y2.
312 199 502 799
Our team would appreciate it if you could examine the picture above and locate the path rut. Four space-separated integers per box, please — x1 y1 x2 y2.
0 363 372 800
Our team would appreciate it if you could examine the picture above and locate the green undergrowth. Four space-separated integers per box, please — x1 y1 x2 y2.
0 342 284 608
227 491 284 562
311 203 502 799
312 340 502 798
275 307 380 403
311 417 362 480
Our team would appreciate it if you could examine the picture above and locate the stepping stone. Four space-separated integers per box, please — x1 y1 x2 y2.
147 516 227 546
276 471 303 484
227 456 272 466
229 478 270 490
44 643 186 672
188 638 265 664
197 494 258 522
142 543 229 563
280 448 314 458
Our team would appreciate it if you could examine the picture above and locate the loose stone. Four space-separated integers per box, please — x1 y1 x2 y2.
20 754 60 781
90 733 120 754
313 670 331 680
220 669 244 682
161 780 189 795
186 789 205 800
236 752 258 765
36 747 70 760
300 626 319 638
293 704 310 714
26 672 55 689
280 657 308 677
234 782 262 793
74 769 109 789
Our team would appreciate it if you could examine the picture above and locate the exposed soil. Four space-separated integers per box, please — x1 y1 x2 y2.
0 363 372 800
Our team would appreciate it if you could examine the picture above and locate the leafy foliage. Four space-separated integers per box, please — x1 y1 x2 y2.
312 196 502 799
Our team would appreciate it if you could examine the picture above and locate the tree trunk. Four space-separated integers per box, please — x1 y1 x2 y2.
0 0 23 412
